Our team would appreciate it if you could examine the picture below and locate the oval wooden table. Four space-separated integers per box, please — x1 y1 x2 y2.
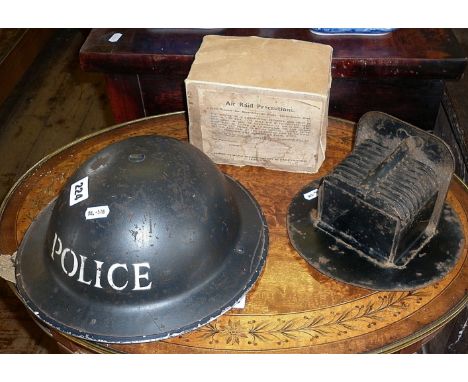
1 112 467 353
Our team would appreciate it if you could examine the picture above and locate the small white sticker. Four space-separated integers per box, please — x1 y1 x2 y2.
70 177 89 206
233 295 246 309
303 189 318 200
108 33 122 43
85 206 110 220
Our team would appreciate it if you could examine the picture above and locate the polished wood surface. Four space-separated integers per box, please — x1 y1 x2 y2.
1 113 467 353
79 29 467 131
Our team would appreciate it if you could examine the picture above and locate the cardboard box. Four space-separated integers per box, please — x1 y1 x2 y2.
185 35 333 173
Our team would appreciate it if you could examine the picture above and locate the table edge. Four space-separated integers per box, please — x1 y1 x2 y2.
1 112 467 354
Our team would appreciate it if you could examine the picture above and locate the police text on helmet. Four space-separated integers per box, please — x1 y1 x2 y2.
50 233 152 291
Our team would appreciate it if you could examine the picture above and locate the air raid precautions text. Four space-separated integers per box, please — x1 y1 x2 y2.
198 90 324 173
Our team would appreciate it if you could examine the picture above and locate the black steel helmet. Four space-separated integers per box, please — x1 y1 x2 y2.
15 135 268 343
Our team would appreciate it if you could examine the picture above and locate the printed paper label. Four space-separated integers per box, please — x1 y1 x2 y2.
69 177 89 206
233 295 246 309
303 189 318 200
198 89 323 171
85 206 110 220
108 33 122 42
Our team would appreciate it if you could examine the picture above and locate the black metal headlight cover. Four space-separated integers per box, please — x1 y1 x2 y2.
287 112 464 290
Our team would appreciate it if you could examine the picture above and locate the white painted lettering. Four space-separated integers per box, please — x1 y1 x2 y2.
94 260 104 289
50 233 62 260
50 234 152 291
133 263 152 290
77 255 92 285
61 248 78 277
107 263 129 290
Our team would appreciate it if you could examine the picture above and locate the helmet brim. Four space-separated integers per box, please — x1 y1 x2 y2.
15 175 268 344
